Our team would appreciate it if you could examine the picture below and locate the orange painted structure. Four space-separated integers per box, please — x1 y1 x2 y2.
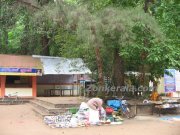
0 54 42 97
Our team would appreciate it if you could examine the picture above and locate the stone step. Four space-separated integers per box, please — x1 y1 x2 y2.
32 107 54 119
0 98 32 104
30 98 81 118
0 99 30 105
34 98 56 108
34 98 80 108
0 101 22 105
30 100 66 114
30 100 79 115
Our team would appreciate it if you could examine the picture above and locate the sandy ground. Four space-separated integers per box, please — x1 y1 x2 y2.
0 104 180 135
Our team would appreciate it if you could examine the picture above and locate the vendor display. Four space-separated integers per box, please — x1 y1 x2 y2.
44 98 123 128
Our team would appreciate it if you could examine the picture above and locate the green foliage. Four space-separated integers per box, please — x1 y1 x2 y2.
76 0 111 12
8 18 25 53
0 0 179 87
76 0 144 12
53 28 78 56
0 0 19 52
155 0 179 40
153 0 180 69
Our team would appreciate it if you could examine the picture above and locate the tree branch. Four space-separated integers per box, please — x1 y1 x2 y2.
16 0 40 9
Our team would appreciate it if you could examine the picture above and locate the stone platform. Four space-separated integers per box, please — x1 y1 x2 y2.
30 97 88 118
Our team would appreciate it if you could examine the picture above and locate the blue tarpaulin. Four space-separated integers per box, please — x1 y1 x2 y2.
107 100 121 111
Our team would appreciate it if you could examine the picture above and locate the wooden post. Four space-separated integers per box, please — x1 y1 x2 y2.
0 76 6 97
32 76 37 97
72 74 74 96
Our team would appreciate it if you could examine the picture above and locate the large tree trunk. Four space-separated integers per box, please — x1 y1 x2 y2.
139 0 153 86
112 48 124 87
94 46 104 86
139 65 146 86
41 35 50 56
91 25 104 86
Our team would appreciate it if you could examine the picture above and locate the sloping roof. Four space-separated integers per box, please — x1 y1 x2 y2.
0 54 42 69
33 55 91 75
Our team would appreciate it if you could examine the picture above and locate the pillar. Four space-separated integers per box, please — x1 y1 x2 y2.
0 76 6 97
32 76 37 97
0 76 1 97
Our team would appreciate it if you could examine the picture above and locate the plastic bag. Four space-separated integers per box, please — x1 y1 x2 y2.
89 108 99 124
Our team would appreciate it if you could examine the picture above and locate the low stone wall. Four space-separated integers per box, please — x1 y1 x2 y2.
129 104 154 116
129 103 180 116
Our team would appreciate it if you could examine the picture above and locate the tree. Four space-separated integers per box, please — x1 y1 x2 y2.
0 0 18 53
154 0 180 69
1 0 179 93
66 4 165 92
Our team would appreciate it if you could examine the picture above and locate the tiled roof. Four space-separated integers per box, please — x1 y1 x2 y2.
0 54 42 69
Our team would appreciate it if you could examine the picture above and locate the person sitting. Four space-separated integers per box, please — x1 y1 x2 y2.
87 98 103 110
150 90 159 101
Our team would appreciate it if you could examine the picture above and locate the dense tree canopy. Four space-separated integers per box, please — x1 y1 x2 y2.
0 0 179 92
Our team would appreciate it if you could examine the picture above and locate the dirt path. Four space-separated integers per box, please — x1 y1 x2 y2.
0 104 179 135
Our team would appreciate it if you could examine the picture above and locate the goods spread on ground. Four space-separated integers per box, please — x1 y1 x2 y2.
44 102 123 128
